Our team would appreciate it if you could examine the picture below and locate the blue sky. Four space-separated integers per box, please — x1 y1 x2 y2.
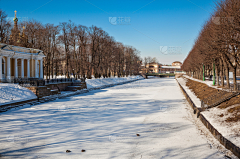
1 0 218 64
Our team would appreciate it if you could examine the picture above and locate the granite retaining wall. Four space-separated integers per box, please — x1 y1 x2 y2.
177 80 240 158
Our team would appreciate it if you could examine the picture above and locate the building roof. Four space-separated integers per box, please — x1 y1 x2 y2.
147 62 159 65
172 61 182 64
161 65 181 69
0 43 45 57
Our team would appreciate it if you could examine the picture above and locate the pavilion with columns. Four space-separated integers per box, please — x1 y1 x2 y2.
0 10 46 82
0 44 45 82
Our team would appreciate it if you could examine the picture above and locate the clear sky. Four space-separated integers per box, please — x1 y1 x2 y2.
1 0 218 64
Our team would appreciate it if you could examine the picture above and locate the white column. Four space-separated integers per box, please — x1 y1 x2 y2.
35 59 38 78
7 56 10 79
0 56 2 80
40 59 43 78
14 58 18 78
27 59 30 78
21 58 24 78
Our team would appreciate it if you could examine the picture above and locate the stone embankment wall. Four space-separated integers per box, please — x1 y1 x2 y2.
177 80 240 158
26 82 87 98
0 77 141 113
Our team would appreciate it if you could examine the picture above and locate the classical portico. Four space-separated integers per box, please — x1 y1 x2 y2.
0 44 45 82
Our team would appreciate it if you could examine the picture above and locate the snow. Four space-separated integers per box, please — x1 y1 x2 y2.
0 76 142 106
86 75 143 89
0 78 234 158
183 75 236 92
177 76 240 155
202 106 240 149
0 83 37 105
176 77 202 108
183 75 223 90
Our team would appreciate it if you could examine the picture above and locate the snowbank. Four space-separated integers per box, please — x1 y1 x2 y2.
183 75 226 91
176 77 202 108
0 83 37 105
0 76 143 106
177 76 240 150
86 75 144 89
202 106 240 149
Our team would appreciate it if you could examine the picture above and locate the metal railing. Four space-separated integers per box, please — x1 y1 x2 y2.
14 77 82 87
14 78 45 87
201 91 239 110
45 78 73 84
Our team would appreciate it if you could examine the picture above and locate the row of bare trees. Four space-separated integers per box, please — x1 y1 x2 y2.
0 9 141 80
0 10 11 43
182 0 240 91
143 56 158 66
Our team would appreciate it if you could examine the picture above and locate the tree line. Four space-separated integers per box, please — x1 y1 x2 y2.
182 0 240 90
0 9 141 80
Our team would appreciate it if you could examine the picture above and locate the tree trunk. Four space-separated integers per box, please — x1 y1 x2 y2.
226 67 229 88
233 67 237 91
216 64 219 86
220 59 224 87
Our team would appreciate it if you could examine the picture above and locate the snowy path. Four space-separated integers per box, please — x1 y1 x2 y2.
0 78 227 158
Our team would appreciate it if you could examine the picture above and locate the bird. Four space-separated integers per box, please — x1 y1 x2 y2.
81 149 86 152
66 150 71 153
136 134 140 136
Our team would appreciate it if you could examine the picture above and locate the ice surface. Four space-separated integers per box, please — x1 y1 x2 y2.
0 78 233 158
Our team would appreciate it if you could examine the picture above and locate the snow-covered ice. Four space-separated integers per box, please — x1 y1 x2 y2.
86 75 143 89
0 83 37 105
0 78 233 158
0 76 141 106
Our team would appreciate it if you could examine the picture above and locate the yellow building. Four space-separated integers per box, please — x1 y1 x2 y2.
145 63 159 73
141 61 183 74
0 44 45 82
172 61 182 67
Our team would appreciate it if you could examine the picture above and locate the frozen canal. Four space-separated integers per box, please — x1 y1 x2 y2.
0 78 228 158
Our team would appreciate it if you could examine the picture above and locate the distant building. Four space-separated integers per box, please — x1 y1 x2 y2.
9 10 27 46
0 11 45 82
146 63 159 73
172 61 182 67
140 61 182 74
160 61 182 73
